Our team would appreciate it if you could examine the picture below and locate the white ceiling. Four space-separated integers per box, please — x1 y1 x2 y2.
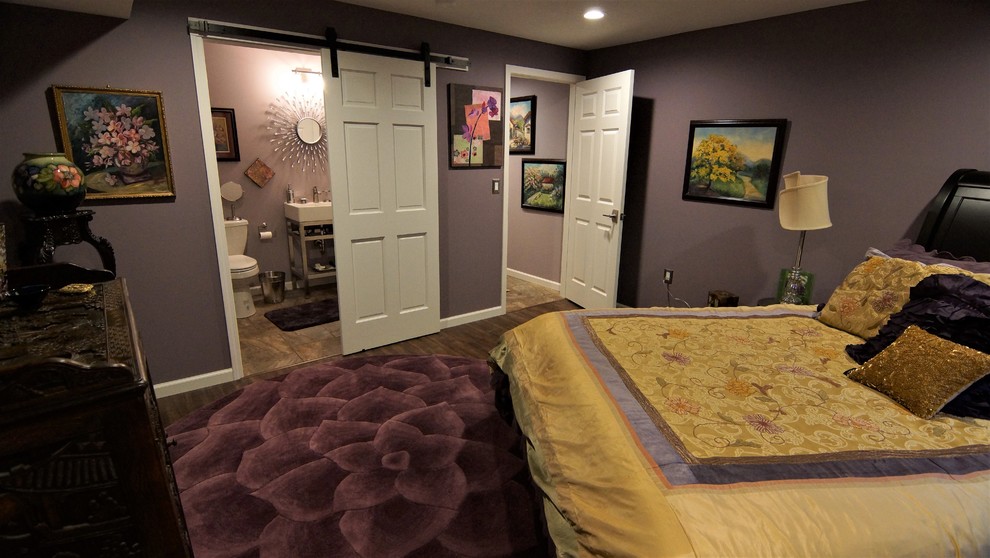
335 0 864 50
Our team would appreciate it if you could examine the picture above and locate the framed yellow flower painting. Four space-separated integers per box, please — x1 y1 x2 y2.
681 119 787 209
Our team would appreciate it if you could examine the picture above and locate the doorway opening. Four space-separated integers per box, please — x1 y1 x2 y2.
192 35 341 380
502 66 584 312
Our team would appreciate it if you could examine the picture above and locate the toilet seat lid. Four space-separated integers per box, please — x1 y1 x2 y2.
229 254 258 271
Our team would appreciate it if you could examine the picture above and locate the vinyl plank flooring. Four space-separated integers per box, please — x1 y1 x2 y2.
158 286 572 427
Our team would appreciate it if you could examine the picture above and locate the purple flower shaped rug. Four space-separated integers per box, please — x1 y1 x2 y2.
166 354 540 558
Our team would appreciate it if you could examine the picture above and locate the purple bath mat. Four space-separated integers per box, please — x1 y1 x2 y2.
264 297 339 331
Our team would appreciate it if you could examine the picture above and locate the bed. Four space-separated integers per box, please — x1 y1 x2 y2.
489 169 990 557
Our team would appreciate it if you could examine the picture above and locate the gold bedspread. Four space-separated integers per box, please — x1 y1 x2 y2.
491 305 990 557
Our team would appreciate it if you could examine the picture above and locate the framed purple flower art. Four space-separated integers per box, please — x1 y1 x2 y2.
448 83 504 169
50 85 175 202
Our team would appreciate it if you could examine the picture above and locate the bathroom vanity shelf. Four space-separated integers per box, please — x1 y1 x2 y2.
286 217 335 296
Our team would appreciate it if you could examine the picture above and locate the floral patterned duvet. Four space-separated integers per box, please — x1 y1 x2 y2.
490 305 990 557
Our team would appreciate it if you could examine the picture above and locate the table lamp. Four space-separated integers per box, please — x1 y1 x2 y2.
777 172 831 304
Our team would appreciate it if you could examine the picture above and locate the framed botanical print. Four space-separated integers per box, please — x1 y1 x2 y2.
51 85 175 201
448 83 504 169
211 107 240 161
681 119 787 209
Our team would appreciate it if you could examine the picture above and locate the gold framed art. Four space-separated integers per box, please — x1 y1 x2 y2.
51 85 175 201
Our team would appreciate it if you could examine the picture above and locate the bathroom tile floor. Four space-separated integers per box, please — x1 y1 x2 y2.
236 275 562 377
237 282 341 377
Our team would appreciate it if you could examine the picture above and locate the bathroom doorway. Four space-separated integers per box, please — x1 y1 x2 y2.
194 36 342 379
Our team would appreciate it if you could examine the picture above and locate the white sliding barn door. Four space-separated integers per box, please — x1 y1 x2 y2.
561 70 635 309
323 51 440 354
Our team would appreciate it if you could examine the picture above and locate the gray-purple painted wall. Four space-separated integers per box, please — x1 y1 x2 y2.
597 0 990 308
506 78 570 284
0 0 584 384
1 0 987 387
204 41 325 280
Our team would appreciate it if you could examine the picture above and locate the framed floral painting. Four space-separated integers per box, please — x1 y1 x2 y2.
51 85 175 201
448 84 504 169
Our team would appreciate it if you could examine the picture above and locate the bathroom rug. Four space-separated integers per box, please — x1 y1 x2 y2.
264 297 339 331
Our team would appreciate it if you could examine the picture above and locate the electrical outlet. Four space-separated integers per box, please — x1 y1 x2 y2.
663 269 674 285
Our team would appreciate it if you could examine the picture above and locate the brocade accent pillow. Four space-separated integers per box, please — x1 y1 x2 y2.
818 256 990 339
847 325 990 420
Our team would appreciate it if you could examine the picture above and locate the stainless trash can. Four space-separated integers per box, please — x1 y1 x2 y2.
260 271 286 304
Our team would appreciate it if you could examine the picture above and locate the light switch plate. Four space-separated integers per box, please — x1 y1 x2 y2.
492 178 501 194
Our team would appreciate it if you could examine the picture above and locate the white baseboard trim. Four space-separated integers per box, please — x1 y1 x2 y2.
441 305 504 329
507 268 561 292
154 367 236 397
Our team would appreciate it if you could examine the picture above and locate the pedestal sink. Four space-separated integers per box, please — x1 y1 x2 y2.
284 201 333 222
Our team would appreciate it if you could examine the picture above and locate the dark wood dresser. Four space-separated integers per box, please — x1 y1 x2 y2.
0 279 192 557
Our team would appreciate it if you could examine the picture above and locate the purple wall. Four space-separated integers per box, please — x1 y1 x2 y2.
506 78 570 283
205 42 326 278
1 0 986 386
596 0 990 307
0 0 585 384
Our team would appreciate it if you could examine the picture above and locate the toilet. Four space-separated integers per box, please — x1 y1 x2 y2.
224 219 260 318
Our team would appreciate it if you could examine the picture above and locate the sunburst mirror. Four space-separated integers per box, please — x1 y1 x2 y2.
266 93 327 173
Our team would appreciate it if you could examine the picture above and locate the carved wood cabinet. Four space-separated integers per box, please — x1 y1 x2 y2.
0 279 192 557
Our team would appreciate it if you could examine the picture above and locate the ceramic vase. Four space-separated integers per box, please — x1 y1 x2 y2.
11 153 86 215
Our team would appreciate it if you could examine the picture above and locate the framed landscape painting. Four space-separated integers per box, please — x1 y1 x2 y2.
521 159 566 213
509 95 536 154
681 119 787 209
51 85 175 201
448 83 504 169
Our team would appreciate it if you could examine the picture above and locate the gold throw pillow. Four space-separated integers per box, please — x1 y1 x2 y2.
818 256 990 339
847 325 990 419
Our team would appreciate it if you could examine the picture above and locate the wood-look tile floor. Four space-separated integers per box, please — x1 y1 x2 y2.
238 275 561 377
237 282 341 376
159 277 568 426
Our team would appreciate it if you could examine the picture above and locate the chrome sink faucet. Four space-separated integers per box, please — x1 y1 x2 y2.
312 186 320 203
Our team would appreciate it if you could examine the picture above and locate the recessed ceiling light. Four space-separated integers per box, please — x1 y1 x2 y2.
584 8 605 20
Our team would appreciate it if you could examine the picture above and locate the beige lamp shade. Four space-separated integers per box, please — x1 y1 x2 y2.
778 171 832 231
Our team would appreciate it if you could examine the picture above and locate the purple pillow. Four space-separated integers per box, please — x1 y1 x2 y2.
875 238 990 274
846 274 990 363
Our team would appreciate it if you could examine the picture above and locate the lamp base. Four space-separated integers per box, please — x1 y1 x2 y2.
777 268 815 304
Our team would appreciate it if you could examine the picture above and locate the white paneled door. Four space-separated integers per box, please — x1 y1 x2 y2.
561 70 635 309
323 51 440 354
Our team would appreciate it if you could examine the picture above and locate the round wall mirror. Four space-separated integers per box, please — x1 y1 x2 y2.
296 117 323 145
220 181 244 202
268 93 327 173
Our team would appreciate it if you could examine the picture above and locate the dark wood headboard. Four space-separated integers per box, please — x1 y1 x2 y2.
916 169 990 261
